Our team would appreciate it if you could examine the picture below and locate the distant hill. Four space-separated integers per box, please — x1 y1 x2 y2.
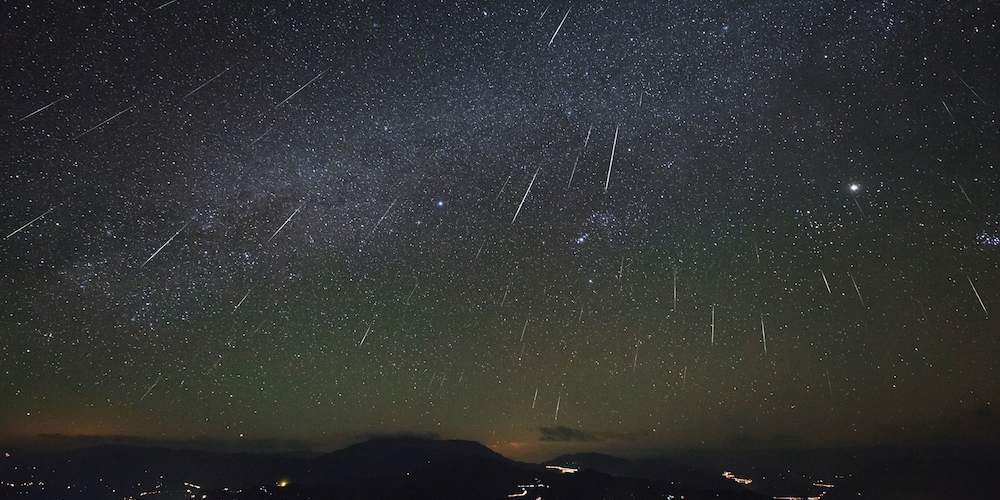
305 436 530 483
0 436 767 500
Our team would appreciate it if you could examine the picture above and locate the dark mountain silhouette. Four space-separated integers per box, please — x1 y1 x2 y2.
0 436 767 500
303 435 533 484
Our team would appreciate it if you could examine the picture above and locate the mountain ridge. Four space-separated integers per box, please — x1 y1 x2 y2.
0 436 765 500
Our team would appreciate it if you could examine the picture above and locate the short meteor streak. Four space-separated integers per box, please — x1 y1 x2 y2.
496 172 513 201
956 180 973 206
955 73 986 104
554 394 561 421
184 67 229 98
539 2 550 21
153 0 178 10
511 166 540 223
18 96 64 122
532 387 538 408
568 126 593 188
710 304 715 345
5 205 57 240
605 125 619 193
74 105 134 140
359 322 373 346
633 340 640 372
267 201 304 243
760 314 767 355
848 272 867 309
548 7 571 46
139 373 162 401
850 191 865 218
233 288 252 312
404 279 418 304
672 268 677 311
276 67 329 108
249 310 275 337
567 158 579 189
941 99 955 121
820 269 832 294
965 272 989 318
370 197 398 236
248 125 274 147
520 319 529 342
916 297 930 322
141 219 192 267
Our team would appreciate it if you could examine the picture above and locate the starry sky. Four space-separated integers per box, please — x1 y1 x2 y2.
2 0 998 461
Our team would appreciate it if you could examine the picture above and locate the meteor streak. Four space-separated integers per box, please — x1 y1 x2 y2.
139 373 162 401
18 97 64 122
605 125 619 192
184 67 229 98
141 220 192 267
276 68 329 108
4 205 57 240
267 202 304 243
548 7 571 46
511 167 540 223
74 105 134 140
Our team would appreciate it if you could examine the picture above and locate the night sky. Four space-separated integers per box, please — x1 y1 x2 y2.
2 1 998 462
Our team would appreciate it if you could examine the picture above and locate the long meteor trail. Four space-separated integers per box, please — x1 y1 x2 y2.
19 97 64 122
849 272 867 309
966 272 989 318
267 202 304 243
139 373 162 401
567 125 592 189
153 0 178 11
548 7 571 46
141 219 192 267
512 166 540 223
74 105 135 140
605 125 619 193
5 205 57 240
370 197 399 236
276 68 329 107
359 323 373 346
184 67 229 98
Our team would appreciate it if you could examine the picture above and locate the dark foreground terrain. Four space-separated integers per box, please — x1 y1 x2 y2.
3 438 998 499
0 437 762 500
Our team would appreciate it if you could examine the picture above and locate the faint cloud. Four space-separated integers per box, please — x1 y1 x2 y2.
37 433 326 453
353 431 441 442
537 426 649 443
